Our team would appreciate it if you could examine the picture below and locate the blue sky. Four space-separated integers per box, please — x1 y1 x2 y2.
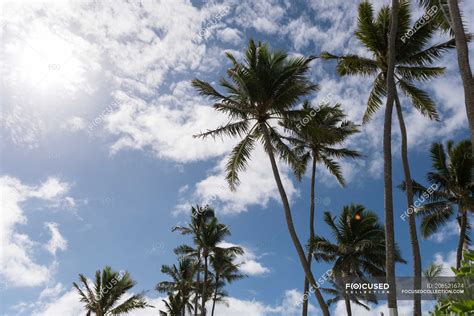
1 0 473 315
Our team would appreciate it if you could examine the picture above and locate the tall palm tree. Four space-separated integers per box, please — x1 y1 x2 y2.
73 266 152 316
401 140 473 268
173 205 215 316
281 102 361 316
321 2 454 313
309 204 406 316
156 258 196 316
209 248 246 316
419 0 474 156
192 39 331 316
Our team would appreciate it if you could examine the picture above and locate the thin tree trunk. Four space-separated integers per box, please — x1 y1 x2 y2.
262 125 330 316
344 295 352 316
385 1 399 314
210 275 219 316
302 156 317 316
394 92 422 316
447 0 474 158
200 255 209 316
194 260 201 316
456 210 467 269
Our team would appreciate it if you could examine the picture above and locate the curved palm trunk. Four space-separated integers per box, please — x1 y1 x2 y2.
210 274 219 316
302 156 317 316
394 92 422 316
384 1 399 315
262 126 330 316
200 255 209 315
456 210 468 269
447 0 474 158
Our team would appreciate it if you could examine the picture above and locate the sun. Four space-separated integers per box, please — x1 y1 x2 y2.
7 25 82 93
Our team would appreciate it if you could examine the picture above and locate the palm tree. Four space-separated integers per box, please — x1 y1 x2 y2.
282 102 361 316
197 218 242 315
419 0 474 156
209 248 246 316
174 207 242 315
401 140 473 269
309 204 406 316
321 279 377 313
73 266 152 316
156 258 196 316
321 1 454 313
160 293 184 316
192 39 331 316
173 205 215 316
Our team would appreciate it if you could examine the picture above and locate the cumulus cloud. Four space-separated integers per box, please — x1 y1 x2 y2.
433 251 457 276
219 241 270 276
106 87 235 162
29 286 316 316
176 146 298 214
0 176 73 287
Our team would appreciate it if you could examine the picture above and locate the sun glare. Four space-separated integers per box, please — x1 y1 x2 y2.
9 27 82 93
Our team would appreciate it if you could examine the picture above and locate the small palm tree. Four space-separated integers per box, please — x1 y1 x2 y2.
321 2 454 314
156 258 196 316
192 39 330 316
173 205 215 316
309 204 406 316
173 206 242 315
282 102 361 315
401 140 473 269
209 248 246 316
73 266 152 316
196 218 242 315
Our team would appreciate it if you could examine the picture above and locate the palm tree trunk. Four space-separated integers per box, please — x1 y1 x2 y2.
262 125 330 316
302 156 317 316
200 255 209 316
447 0 474 158
211 275 219 316
456 210 468 269
394 92 422 316
384 1 399 315
194 261 201 316
344 295 352 316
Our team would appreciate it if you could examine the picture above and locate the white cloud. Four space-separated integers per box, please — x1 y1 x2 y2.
106 88 235 162
29 286 315 316
44 222 68 256
219 241 270 276
231 0 286 35
433 250 457 276
0 176 73 287
176 146 298 214
61 117 86 132
217 27 242 45
430 220 459 243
